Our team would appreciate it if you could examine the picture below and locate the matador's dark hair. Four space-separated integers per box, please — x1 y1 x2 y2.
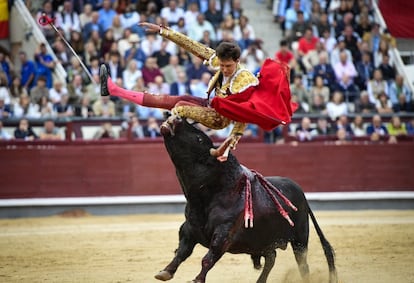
215 41 241 61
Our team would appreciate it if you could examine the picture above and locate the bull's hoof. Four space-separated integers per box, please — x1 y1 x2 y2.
154 270 173 281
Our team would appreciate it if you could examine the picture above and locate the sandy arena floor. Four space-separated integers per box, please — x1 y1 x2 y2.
0 210 413 283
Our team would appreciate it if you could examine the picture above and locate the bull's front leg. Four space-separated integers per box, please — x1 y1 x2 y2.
155 222 197 281
192 225 232 283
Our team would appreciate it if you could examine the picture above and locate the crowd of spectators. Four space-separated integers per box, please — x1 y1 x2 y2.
0 0 413 143
270 0 414 143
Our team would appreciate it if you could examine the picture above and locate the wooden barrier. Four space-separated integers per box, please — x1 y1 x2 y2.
0 141 413 199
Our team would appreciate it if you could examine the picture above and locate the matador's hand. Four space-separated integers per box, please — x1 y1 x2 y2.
138 22 161 33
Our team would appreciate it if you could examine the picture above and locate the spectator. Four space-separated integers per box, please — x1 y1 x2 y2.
79 3 93 28
53 39 71 71
188 13 216 42
295 116 314 142
375 92 393 114
229 0 243 21
14 118 38 140
56 0 81 39
314 116 334 136
393 95 414 113
38 95 56 118
319 28 337 54
406 118 414 135
184 2 200 29
362 22 381 53
386 115 407 137
0 120 12 140
333 51 357 84
274 40 297 77
49 81 68 105
374 39 394 68
161 0 185 27
285 0 308 36
326 91 348 121
308 75 330 105
288 10 311 45
119 5 140 32
330 40 352 67
18 51 36 91
377 54 396 83
111 15 124 41
308 94 328 115
39 119 63 140
98 0 117 33
355 51 375 91
141 57 163 86
0 72 11 105
337 24 362 63
9 76 26 104
34 43 55 89
366 114 388 136
233 15 256 43
100 28 116 60
82 11 103 41
301 41 327 73
152 39 171 68
148 75 170 95
124 34 147 70
54 94 74 118
204 0 223 31
170 71 191 96
190 71 212 99
161 55 185 85
351 115 367 137
354 90 376 114
367 69 388 104
335 128 350 145
240 41 265 73
69 30 85 61
389 75 411 108
143 116 162 138
334 74 359 104
36 0 57 43
297 28 319 58
106 51 124 81
93 122 116 139
312 52 336 89
185 55 210 85
13 93 41 118
334 114 354 138
92 95 115 117
74 96 94 118
30 76 49 105
129 115 145 138
122 59 142 91
0 97 12 119
290 74 309 110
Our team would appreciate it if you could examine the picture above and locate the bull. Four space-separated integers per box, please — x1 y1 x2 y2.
156 117 338 283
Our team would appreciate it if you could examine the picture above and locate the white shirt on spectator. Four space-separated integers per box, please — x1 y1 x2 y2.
161 6 185 25
326 101 348 121
120 11 140 29
49 86 68 104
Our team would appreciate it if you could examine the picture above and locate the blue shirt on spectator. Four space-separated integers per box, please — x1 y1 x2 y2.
98 7 116 32
21 60 37 90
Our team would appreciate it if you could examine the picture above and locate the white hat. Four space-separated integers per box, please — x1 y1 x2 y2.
128 33 140 43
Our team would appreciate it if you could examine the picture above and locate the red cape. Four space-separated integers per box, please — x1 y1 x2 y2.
211 58 297 131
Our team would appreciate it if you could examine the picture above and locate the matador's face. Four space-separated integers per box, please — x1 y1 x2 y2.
219 58 239 78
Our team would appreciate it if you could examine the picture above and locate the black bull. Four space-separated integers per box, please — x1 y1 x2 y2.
157 118 338 283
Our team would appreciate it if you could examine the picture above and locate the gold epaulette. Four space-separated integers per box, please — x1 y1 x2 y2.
229 69 259 94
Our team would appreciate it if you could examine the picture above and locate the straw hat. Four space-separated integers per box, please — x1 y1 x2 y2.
128 33 140 43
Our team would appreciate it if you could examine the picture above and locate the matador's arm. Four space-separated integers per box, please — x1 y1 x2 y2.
139 22 216 62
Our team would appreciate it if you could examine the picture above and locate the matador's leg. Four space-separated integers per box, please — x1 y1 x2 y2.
100 65 207 109
172 104 231 130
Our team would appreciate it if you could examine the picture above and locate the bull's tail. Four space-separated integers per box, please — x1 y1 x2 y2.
308 205 338 283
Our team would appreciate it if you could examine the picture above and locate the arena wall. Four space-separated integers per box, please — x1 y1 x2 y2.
1 141 413 199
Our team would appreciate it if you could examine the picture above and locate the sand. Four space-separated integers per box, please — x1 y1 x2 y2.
0 210 413 283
